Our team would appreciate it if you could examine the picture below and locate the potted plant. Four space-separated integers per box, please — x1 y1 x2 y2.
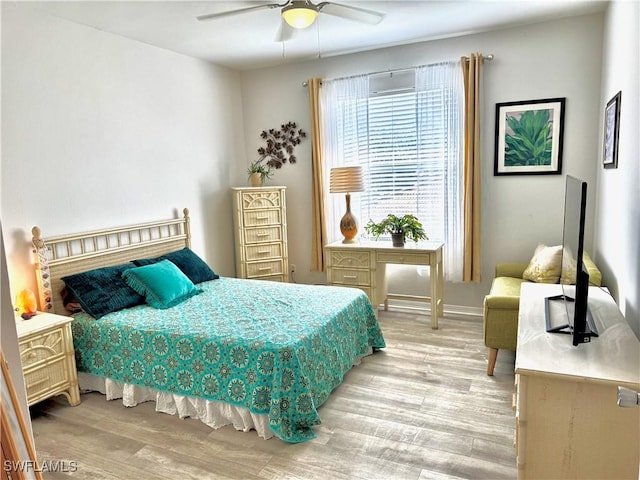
364 214 428 247
247 162 273 187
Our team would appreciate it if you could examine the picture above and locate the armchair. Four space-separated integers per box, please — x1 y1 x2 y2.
483 252 601 375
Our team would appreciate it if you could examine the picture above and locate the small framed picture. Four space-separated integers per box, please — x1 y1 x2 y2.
603 91 621 169
494 97 565 176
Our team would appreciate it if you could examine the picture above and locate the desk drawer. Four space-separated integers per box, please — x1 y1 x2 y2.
247 259 284 278
329 268 371 287
377 252 430 266
245 226 283 244
327 250 371 268
243 209 282 227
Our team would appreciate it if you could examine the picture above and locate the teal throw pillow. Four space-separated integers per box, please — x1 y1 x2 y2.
132 248 219 284
122 259 203 309
62 263 145 319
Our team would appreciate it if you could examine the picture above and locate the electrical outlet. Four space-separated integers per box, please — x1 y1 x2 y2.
290 264 296 273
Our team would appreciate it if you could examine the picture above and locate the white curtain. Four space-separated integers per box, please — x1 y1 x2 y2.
416 62 464 282
320 63 463 282
319 74 369 243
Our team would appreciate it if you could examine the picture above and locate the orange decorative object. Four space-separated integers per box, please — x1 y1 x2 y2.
16 288 38 316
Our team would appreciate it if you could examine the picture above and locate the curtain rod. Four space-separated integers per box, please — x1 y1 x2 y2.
302 53 494 87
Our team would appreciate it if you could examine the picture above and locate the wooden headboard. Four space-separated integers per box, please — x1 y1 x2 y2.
32 208 191 315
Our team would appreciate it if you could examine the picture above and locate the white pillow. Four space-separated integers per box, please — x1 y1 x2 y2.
523 244 562 284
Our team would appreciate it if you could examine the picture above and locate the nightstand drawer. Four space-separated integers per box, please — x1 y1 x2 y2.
19 326 65 369
243 209 282 227
245 226 283 244
23 356 70 402
376 252 430 265
329 268 371 287
246 259 284 278
246 243 283 261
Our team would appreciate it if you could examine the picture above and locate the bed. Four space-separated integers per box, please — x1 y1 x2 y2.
31 209 385 443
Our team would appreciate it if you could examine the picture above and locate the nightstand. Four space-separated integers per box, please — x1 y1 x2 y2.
16 312 81 406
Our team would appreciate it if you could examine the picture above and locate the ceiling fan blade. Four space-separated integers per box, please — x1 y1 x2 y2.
274 19 295 42
197 3 283 21
317 2 385 25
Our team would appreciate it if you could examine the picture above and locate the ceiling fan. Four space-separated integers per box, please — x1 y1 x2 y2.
196 1 385 42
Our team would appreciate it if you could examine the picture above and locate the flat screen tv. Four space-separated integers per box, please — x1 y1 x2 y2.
544 175 598 345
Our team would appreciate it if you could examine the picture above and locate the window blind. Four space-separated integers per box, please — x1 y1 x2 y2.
340 87 459 244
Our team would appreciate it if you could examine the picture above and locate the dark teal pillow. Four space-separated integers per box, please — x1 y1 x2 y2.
122 260 203 309
62 264 145 319
132 248 219 284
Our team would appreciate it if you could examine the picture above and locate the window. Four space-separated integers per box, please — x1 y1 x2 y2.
321 61 464 281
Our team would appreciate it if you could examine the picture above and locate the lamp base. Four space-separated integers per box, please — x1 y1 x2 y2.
340 209 358 244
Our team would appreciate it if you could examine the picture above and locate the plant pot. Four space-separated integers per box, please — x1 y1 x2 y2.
250 173 263 187
391 232 405 247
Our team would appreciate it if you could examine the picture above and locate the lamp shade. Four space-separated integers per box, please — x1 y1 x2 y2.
330 166 364 193
281 2 318 29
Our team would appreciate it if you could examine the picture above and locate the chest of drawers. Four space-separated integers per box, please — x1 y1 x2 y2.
232 186 289 282
16 312 80 406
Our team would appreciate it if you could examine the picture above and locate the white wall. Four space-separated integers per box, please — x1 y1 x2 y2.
1 4 245 298
238 13 604 311
595 0 640 338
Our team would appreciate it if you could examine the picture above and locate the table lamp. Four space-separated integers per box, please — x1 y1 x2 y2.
330 166 364 243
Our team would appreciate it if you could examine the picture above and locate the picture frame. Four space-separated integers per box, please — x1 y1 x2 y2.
494 97 565 176
602 91 621 169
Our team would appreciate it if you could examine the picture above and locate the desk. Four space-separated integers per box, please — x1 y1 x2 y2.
325 240 444 328
515 283 639 479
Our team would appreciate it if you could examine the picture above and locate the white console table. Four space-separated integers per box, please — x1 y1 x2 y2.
515 283 639 479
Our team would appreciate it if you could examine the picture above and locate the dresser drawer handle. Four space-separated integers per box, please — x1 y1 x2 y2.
258 267 273 271
256 215 269 220
256 233 269 237
343 275 357 280
257 249 270 254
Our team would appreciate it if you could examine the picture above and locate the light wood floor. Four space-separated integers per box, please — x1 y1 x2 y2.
30 309 517 479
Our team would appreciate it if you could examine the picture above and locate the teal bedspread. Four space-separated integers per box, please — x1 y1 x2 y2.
71 277 385 443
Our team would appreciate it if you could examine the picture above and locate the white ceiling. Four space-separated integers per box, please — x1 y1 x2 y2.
25 1 607 71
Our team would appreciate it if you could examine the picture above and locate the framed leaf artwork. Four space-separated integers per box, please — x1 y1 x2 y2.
494 98 566 176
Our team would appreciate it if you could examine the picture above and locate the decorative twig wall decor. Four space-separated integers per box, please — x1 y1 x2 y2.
256 122 307 169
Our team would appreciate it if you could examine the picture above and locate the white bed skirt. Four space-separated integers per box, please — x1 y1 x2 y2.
78 372 275 440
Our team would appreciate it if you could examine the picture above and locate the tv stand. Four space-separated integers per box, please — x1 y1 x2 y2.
516 283 639 479
543 294 599 339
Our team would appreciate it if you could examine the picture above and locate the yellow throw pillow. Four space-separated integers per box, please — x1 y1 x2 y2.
523 244 562 283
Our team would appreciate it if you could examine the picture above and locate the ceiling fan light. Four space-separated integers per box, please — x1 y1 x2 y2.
282 2 318 29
